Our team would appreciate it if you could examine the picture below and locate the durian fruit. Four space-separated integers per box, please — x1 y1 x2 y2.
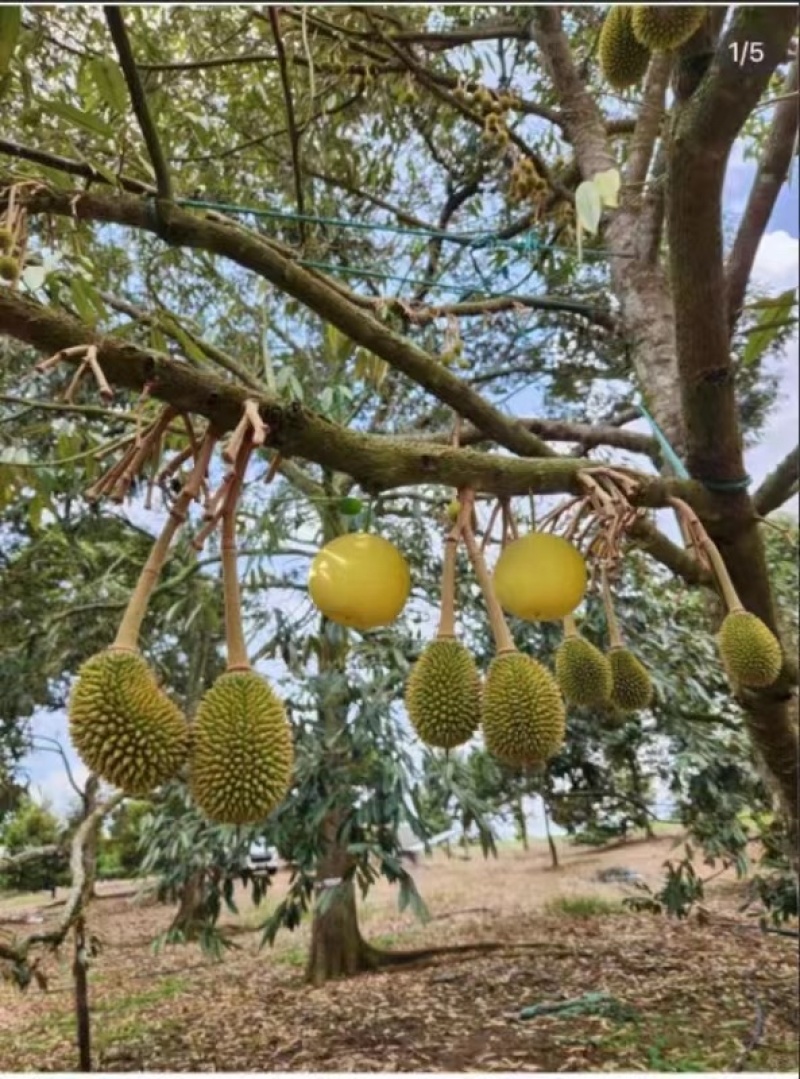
699 532 783 689
189 441 294 825
601 566 652 713
405 503 481 749
598 6 652 91
555 616 613 707
718 610 782 689
481 651 566 767
69 650 189 795
66 434 214 793
0 254 19 281
405 638 481 749
608 647 653 712
0 226 13 252
631 6 705 51
190 670 294 824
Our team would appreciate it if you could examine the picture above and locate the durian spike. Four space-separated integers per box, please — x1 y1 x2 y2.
600 564 624 649
562 613 579 639
461 503 516 654
113 428 217 653
220 432 256 671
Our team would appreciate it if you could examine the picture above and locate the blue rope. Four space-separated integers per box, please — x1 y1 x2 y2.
635 394 751 492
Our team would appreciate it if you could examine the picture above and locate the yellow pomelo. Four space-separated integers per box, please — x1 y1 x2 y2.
308 532 411 630
493 532 587 621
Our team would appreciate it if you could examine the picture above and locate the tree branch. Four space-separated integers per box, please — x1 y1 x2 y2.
624 53 672 189
0 284 712 588
414 416 659 458
8 183 560 461
668 7 797 488
0 137 155 194
753 445 800 517
267 6 306 235
0 845 63 874
103 6 173 202
725 58 799 335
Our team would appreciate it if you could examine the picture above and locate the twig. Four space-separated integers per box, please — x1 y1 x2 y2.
268 6 306 236
103 6 173 202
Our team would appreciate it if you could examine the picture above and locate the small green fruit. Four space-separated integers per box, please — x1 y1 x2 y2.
339 496 363 517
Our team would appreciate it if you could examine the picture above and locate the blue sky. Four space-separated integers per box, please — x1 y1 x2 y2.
17 136 800 822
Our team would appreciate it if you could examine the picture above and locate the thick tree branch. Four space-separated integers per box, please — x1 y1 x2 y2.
725 58 799 335
8 184 560 461
625 54 672 188
668 7 797 488
0 284 710 586
753 445 800 518
103 7 173 202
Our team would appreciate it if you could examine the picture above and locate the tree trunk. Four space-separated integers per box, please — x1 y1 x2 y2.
169 869 208 939
514 797 529 850
305 822 374 987
543 799 559 870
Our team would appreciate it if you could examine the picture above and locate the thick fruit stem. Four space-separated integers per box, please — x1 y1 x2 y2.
562 613 578 639
460 492 515 654
699 536 745 613
436 521 460 640
221 434 253 671
113 429 216 652
600 565 624 649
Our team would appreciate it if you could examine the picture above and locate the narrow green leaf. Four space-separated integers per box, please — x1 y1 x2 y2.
42 97 115 139
88 56 128 114
0 7 22 76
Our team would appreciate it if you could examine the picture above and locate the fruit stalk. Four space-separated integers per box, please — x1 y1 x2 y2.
600 565 623 649
436 529 458 640
220 435 253 672
113 429 216 653
562 613 578 639
668 496 744 612
461 504 515 654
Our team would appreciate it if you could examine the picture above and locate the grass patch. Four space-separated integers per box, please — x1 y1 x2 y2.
544 895 623 918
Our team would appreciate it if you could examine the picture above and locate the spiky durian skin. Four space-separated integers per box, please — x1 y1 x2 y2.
0 254 19 281
190 670 293 825
555 636 613 708
481 652 566 767
598 6 651 91
608 647 653 712
69 650 189 796
405 639 481 749
631 6 705 51
718 611 782 689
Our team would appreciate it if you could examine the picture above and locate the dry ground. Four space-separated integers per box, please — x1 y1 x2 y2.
0 831 797 1072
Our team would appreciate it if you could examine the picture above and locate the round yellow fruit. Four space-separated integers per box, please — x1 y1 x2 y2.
308 532 411 630
492 532 587 622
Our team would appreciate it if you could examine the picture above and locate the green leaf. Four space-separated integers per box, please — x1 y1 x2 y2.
575 180 602 236
41 98 115 139
87 56 128 114
742 288 797 367
0 7 22 76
